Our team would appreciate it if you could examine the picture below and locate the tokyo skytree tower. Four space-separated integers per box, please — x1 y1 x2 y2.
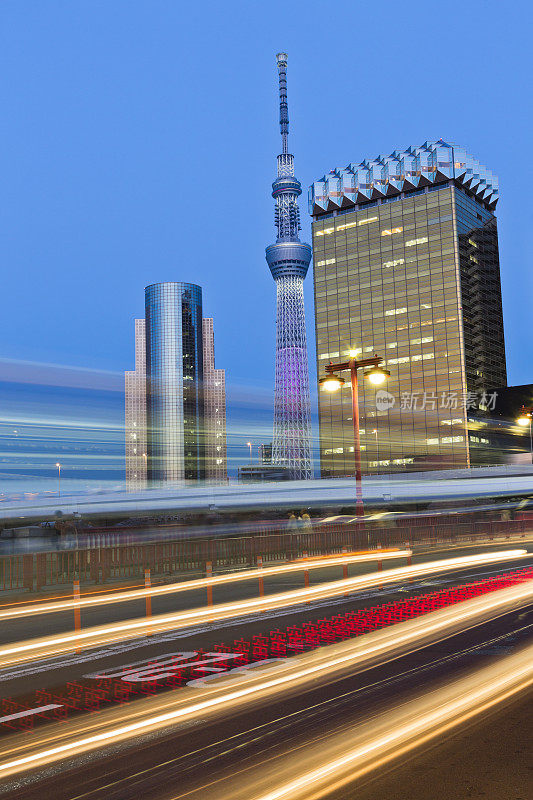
265 53 312 480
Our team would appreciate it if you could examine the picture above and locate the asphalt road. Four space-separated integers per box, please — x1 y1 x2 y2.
0 541 529 647
2 603 532 800
0 542 530 699
344 686 533 800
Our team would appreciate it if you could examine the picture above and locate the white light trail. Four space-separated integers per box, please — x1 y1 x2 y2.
246 644 533 800
0 550 527 668
0 576 531 780
0 549 409 621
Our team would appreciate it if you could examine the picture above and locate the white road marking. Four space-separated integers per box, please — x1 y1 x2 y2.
0 567 516 684
85 652 241 682
0 590 392 682
186 659 289 688
0 704 63 724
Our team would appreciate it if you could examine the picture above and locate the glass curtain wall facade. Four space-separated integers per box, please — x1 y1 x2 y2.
202 317 227 482
455 191 506 393
310 142 506 476
125 318 148 490
145 282 204 482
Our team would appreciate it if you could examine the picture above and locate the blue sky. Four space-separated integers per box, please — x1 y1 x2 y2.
1 0 532 395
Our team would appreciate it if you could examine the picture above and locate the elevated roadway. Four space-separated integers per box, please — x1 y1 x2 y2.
0 465 532 525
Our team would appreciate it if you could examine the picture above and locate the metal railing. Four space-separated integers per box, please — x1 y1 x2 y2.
0 516 531 594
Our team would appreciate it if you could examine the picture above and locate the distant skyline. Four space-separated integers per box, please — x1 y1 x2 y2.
1 0 531 397
0 358 314 490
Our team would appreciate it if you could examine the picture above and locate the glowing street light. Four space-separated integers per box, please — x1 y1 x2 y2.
516 407 533 462
319 354 390 517
318 374 345 392
55 462 61 498
246 441 253 466
365 365 390 386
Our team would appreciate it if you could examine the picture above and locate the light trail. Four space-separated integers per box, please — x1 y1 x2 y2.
0 550 528 669
0 581 149 609
0 576 531 779
240 643 533 800
0 549 408 621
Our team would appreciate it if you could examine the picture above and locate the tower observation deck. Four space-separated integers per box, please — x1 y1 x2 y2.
265 52 312 480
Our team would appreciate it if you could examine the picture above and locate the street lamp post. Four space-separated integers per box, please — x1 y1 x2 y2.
319 354 389 518
372 428 379 473
246 441 253 466
516 407 533 463
55 462 61 498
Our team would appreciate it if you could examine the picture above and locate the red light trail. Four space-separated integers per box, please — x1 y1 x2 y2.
1 566 531 733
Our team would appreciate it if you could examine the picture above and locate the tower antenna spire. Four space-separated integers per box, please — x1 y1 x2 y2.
265 53 313 480
276 52 289 155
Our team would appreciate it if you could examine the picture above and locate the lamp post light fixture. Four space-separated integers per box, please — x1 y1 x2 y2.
319 354 390 517
246 441 253 466
516 407 533 463
55 462 61 498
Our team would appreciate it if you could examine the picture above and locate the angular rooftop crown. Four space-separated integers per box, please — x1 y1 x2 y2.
309 140 498 215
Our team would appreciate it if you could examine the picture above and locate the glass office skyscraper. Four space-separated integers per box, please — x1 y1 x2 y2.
309 140 506 475
145 282 205 482
125 285 227 487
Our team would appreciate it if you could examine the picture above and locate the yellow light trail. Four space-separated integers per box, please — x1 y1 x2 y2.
0 578 530 781
0 550 528 669
0 549 409 621
244 644 533 800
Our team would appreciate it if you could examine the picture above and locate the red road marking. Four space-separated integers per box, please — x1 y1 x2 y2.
1 567 531 734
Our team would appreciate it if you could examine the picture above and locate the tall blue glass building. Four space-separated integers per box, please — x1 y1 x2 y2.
145 282 205 482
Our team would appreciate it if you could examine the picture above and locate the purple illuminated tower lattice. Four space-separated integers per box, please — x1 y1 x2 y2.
265 53 312 480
